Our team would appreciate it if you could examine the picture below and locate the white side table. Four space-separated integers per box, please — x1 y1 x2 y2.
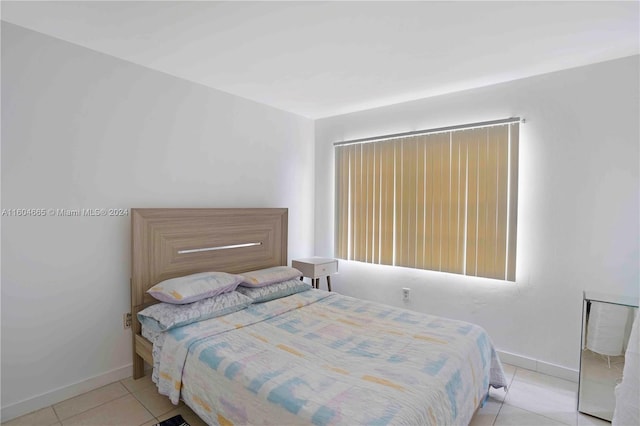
292 257 338 291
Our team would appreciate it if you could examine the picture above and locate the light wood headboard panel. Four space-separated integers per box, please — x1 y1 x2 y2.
130 208 288 378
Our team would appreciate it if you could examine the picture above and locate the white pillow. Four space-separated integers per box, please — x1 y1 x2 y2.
147 271 241 304
238 266 302 288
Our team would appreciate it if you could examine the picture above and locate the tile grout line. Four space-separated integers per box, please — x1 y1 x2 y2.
120 377 160 426
120 379 160 426
137 405 157 426
124 377 178 425
498 402 576 426
497 367 578 426
129 390 174 420
52 404 62 425
56 393 134 424
492 366 518 426
52 381 134 423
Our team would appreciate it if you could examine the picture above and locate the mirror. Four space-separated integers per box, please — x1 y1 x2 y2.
579 292 638 422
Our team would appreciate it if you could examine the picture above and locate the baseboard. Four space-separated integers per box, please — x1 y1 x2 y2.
1 364 133 423
497 350 579 383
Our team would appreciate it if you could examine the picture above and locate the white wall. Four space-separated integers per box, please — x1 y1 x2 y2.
315 56 640 378
1 23 315 419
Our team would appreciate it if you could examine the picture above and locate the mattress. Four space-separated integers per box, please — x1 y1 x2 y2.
155 289 507 425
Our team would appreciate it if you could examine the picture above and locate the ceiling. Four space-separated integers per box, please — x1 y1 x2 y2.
2 1 638 119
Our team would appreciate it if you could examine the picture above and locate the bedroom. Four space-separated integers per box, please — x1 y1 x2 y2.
1 1 639 425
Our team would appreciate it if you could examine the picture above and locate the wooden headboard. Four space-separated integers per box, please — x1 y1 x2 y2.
130 208 288 378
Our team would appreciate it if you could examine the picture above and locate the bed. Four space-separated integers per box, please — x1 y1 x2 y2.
131 208 508 426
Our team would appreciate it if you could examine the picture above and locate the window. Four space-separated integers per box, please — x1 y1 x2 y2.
334 119 519 281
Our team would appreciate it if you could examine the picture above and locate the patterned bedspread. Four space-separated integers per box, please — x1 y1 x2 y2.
156 290 507 426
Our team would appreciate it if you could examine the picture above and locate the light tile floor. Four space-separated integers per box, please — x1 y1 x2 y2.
470 364 610 426
4 364 612 426
2 375 207 426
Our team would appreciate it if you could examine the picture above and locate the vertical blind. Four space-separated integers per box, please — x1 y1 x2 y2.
335 122 519 281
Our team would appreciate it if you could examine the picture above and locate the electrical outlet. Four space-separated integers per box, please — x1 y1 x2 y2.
123 313 132 329
402 287 410 302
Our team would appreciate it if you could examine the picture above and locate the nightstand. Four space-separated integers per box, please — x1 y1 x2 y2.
292 257 338 291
